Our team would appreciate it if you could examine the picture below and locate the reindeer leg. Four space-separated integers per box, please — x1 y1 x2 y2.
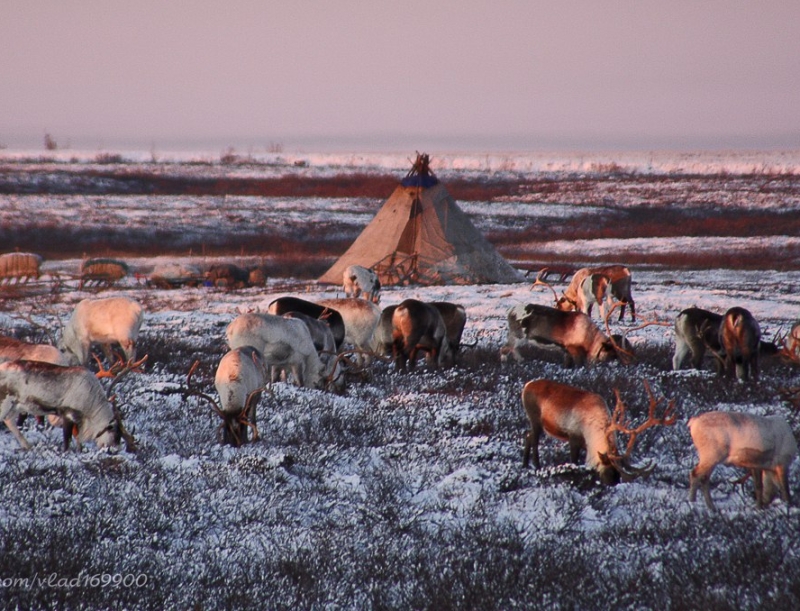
690 465 717 510
3 417 32 450
568 436 583 465
61 421 73 451
523 423 543 469
752 469 765 507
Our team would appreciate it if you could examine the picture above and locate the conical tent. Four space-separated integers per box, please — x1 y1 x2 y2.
319 154 523 286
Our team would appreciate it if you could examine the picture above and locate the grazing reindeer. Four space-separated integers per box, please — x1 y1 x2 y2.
267 296 346 350
0 358 141 451
430 302 468 358
226 313 326 390
501 303 617 367
719 307 761 381
688 411 797 510
318 297 382 365
673 306 777 374
214 347 267 446
59 296 144 366
391 299 453 372
371 305 398 357
521 379 676 485
672 307 724 372
555 265 635 322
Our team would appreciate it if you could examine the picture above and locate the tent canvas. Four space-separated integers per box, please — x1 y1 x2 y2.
319 154 523 286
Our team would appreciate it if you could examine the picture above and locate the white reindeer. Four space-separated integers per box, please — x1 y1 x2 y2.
0 360 119 450
59 296 144 366
214 346 268 445
226 313 325 390
318 297 381 365
689 411 798 510
342 265 381 303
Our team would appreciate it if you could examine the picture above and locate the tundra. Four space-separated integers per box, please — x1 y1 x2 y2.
688 411 797 510
521 379 675 485
59 297 144 366
501 303 617 367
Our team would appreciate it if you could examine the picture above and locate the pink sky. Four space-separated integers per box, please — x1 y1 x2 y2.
2 1 799 152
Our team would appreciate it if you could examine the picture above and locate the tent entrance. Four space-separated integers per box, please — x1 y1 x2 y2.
372 251 442 286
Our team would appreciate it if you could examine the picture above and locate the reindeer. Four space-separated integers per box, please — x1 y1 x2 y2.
688 411 797 510
521 379 676 485
672 307 724 372
213 347 267 446
430 302 468 357
501 303 617 367
0 336 68 366
318 297 382 366
59 296 144 367
267 296 346 350
673 306 778 375
281 311 345 392
391 299 454 372
555 265 635 322
371 304 398 357
719 306 761 381
226 313 326 390
342 265 381 303
0 358 141 451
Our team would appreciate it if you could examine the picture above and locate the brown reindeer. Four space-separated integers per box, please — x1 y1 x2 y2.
719 307 761 381
521 379 676 485
502 303 617 367
391 299 454 372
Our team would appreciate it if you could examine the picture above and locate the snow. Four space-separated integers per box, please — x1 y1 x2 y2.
1 151 799 609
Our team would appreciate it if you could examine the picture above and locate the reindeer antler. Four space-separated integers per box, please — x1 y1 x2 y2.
604 303 671 365
93 354 147 453
530 268 560 305
605 380 677 479
776 324 800 366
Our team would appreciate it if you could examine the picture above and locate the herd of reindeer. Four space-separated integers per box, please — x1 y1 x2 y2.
1 261 799 512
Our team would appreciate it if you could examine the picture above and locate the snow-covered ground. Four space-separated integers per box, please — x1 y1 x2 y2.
1 152 799 609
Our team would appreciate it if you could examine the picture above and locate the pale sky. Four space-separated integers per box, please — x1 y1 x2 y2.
2 1 799 152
